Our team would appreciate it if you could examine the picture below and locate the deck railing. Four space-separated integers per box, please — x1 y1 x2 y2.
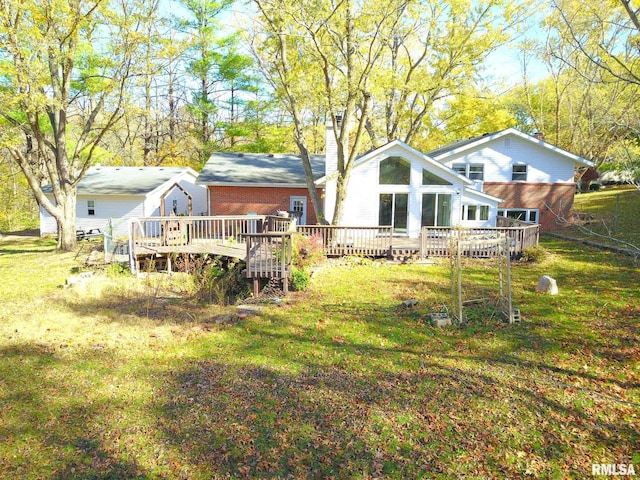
420 223 539 259
296 225 393 257
245 232 293 294
131 215 292 251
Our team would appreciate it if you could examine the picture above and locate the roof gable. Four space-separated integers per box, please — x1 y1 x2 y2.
428 128 594 167
317 139 473 185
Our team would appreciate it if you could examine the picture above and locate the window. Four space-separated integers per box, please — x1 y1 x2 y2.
468 164 484 181
379 156 410 185
87 200 95 216
422 169 452 185
466 205 477 221
422 193 451 227
512 164 527 181
498 208 538 223
452 164 466 176
452 163 484 180
463 204 490 221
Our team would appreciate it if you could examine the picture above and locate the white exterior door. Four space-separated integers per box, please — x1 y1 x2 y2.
290 196 307 225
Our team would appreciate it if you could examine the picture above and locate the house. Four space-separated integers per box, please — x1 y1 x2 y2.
40 166 207 237
318 134 503 238
196 152 325 225
198 124 502 237
197 125 592 235
427 129 594 231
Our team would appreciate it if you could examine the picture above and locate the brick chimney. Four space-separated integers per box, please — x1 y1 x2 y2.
533 132 544 141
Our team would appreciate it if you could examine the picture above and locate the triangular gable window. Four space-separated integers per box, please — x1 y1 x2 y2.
379 156 410 185
422 169 452 185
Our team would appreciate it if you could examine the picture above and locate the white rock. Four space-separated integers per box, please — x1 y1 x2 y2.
536 275 558 295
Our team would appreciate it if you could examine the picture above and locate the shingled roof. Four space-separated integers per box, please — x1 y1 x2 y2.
197 152 325 186
43 166 195 195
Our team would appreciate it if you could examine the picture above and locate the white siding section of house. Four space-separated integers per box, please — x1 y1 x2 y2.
41 195 146 237
339 144 474 237
75 195 145 237
339 154 379 227
39 170 207 238
441 135 577 183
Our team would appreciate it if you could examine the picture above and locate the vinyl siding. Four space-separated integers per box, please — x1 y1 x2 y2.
441 135 577 183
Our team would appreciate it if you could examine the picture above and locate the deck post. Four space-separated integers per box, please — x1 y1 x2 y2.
253 277 260 297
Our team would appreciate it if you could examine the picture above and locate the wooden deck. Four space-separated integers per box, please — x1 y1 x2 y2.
128 215 540 292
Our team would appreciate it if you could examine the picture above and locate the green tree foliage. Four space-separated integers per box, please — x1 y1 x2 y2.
507 1 640 186
0 0 148 250
0 154 38 232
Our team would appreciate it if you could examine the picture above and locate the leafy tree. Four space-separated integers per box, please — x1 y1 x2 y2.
0 0 147 250
0 153 38 232
179 0 233 163
252 0 528 224
508 3 640 187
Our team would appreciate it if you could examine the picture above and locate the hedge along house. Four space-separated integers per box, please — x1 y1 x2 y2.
318 122 503 238
39 166 207 238
427 129 594 231
196 152 325 225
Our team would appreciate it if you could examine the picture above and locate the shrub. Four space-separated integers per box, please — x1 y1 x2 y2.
190 255 250 304
106 262 129 277
520 245 548 263
292 233 325 269
291 266 311 291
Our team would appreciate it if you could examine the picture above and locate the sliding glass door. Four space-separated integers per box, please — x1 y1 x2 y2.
421 193 451 227
379 193 409 234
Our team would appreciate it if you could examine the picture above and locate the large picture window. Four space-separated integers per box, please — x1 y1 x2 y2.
422 169 452 185
379 157 410 185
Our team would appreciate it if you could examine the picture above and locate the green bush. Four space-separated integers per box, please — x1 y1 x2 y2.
291 266 311 291
520 245 548 263
106 262 129 277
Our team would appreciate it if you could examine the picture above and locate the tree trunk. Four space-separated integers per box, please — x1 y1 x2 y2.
56 191 77 250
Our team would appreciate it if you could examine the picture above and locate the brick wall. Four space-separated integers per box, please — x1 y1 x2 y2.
208 186 322 224
483 182 576 231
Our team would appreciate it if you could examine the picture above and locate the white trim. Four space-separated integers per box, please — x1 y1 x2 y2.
289 196 307 225
315 139 474 186
431 128 594 167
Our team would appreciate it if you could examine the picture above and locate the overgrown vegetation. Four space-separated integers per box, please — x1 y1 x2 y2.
176 254 251 304
520 245 549 263
289 233 325 291
0 233 638 478
562 185 640 252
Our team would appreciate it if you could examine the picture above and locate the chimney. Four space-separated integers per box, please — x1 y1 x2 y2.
325 115 342 177
533 132 544 141
323 114 342 223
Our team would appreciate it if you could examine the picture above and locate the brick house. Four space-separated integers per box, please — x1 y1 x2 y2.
428 129 593 231
196 152 325 224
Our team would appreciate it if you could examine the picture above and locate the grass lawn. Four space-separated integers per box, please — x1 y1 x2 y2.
0 233 638 479
564 185 640 251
